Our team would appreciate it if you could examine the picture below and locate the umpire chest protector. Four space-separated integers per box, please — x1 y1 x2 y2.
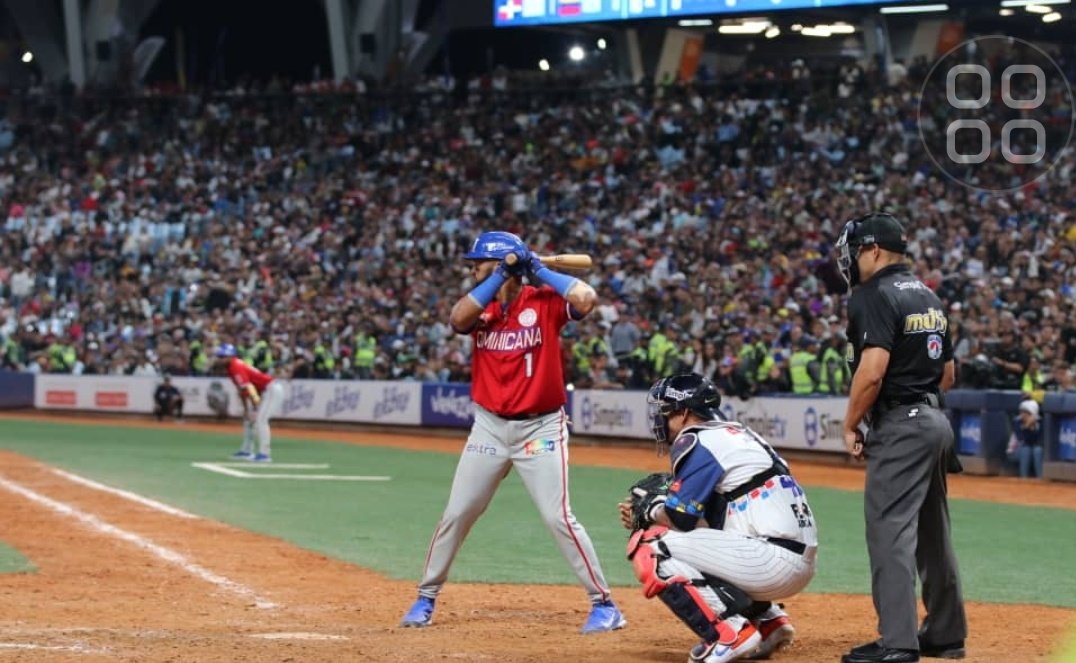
846 263 951 406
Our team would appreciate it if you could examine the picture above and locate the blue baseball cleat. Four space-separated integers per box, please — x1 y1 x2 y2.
231 450 253 460
251 453 272 462
581 599 627 634
401 596 435 627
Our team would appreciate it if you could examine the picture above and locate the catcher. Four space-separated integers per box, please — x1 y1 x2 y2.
618 374 818 663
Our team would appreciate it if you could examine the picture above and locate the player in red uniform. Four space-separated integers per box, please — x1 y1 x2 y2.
215 344 284 462
401 231 625 633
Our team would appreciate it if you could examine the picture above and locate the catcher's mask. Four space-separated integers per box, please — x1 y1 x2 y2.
835 212 907 292
646 373 723 446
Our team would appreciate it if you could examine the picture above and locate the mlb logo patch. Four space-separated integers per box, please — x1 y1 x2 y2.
927 334 943 360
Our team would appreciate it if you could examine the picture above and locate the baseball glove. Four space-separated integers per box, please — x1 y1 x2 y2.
627 472 673 531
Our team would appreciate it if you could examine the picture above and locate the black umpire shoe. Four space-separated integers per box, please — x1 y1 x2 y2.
918 639 965 659
841 641 919 663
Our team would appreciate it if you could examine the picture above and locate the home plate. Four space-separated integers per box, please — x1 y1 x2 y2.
250 632 349 641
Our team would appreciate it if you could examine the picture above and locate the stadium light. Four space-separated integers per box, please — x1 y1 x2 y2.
1000 0 1069 6
1043 9 1063 19
21 51 32 63
765 26 781 38
718 20 771 34
539 58 550 71
798 23 855 37
791 23 803 31
597 38 607 50
879 3 949 13
678 18 713 26
568 45 585 61
1025 3 1052 11
999 7 1015 13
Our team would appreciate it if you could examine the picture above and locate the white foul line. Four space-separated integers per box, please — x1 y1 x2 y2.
0 641 109 654
50 468 199 520
0 476 277 610
191 462 391 481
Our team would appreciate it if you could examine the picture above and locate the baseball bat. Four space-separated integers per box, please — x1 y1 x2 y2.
504 253 593 270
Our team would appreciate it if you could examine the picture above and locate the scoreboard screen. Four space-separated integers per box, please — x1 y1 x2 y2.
495 0 912 26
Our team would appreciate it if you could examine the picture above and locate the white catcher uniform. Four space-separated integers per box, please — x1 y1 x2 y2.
649 420 817 602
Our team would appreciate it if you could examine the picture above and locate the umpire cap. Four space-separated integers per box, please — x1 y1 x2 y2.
850 212 908 254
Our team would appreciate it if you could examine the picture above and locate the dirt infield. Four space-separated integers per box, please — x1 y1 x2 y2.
0 413 1072 662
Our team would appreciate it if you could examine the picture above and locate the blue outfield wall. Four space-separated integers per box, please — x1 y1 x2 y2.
0 371 33 408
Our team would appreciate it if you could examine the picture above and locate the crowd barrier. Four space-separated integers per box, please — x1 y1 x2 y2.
23 374 850 452
3 373 1071 479
945 389 1076 480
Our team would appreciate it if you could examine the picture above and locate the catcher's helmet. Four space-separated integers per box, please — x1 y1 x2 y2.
215 343 237 358
835 212 908 291
647 373 723 444
462 231 527 261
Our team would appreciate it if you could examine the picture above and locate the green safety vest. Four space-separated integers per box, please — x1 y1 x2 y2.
313 345 336 372
789 351 816 394
648 333 679 377
756 351 775 383
190 341 208 374
251 340 274 372
353 334 377 368
47 343 76 372
2 337 18 364
572 341 592 373
820 347 845 394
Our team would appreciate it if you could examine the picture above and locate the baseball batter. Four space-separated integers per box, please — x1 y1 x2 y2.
619 373 817 663
401 231 625 634
215 343 284 462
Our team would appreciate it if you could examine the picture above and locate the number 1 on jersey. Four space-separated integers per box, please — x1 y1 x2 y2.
525 352 533 378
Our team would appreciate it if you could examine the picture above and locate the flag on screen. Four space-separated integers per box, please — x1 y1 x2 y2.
558 0 583 16
522 0 546 16
498 0 524 20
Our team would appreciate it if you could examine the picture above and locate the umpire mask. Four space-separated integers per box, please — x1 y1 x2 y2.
835 220 862 292
836 213 908 292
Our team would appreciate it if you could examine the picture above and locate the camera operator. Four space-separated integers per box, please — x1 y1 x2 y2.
988 328 1028 390
154 374 185 421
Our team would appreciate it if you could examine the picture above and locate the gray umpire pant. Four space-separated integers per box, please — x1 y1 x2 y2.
864 402 968 651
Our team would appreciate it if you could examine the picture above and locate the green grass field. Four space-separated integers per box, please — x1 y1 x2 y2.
1 419 1074 608
0 541 33 573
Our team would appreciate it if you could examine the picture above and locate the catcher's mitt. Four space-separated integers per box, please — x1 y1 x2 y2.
627 472 673 531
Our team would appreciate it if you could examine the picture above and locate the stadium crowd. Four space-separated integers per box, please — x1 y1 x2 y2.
1 53 1075 397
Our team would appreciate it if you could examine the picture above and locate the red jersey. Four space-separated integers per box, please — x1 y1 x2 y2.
469 285 572 416
226 357 274 395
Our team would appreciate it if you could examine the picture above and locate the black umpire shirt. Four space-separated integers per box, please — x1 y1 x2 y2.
846 263 952 401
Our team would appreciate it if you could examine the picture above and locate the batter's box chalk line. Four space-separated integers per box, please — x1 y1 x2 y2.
249 632 350 641
191 462 391 481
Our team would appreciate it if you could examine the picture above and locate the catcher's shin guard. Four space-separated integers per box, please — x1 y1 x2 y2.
628 534 736 646
701 574 755 620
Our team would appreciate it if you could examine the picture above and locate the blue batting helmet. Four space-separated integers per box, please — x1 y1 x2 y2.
216 343 237 358
462 231 527 261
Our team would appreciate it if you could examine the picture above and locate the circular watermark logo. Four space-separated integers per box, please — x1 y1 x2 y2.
918 36 1075 193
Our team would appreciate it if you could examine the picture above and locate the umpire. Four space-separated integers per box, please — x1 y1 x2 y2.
835 213 967 663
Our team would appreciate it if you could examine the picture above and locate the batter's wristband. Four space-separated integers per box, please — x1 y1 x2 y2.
467 269 508 309
531 265 579 299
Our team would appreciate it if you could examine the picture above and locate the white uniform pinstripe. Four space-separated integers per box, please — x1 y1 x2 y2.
648 421 818 610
